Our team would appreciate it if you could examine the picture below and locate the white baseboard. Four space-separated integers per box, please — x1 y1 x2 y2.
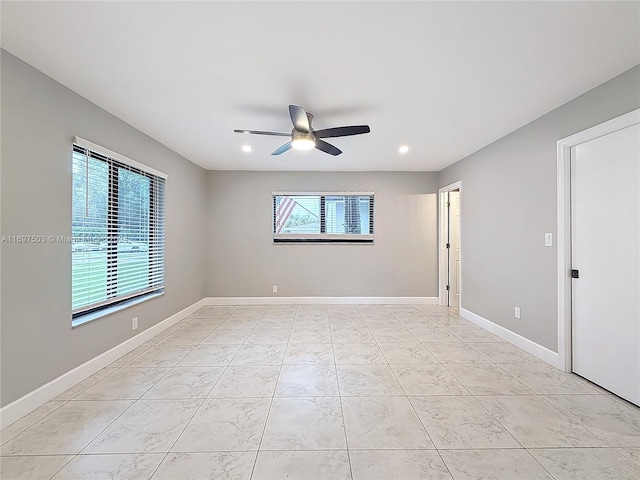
0 298 206 430
205 296 439 305
459 307 561 369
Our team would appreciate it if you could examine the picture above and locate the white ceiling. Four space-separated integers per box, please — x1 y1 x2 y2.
2 1 638 172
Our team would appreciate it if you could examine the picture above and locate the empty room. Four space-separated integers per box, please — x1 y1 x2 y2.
1 1 639 479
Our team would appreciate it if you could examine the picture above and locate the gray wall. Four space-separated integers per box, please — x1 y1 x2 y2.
206 171 439 298
0 51 208 406
439 65 640 351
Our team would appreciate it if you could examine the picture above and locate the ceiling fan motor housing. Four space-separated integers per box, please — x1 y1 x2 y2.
304 112 314 128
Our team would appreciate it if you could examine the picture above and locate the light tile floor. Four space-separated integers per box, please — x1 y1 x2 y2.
2 304 639 479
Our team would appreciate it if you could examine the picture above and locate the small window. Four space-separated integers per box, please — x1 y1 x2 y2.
273 192 374 243
72 138 166 321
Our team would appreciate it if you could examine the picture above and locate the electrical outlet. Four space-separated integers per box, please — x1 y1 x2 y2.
132 317 138 331
272 285 278 293
514 307 521 319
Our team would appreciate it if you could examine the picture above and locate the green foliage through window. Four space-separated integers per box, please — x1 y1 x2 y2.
72 144 165 318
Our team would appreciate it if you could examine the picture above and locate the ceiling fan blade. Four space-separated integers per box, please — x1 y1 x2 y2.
313 125 371 138
271 142 293 155
234 129 290 136
315 139 342 156
289 105 310 133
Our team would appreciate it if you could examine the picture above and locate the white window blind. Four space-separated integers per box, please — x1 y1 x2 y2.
72 141 166 318
273 192 374 243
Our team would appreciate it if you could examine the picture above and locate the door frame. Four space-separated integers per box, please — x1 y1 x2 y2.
438 181 462 306
556 108 640 372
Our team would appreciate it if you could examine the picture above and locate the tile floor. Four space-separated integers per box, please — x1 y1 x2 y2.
1 304 639 479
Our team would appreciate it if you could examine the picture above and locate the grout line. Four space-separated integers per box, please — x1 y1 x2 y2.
248 304 297 480
44 454 76 480
328 306 354 480
337 395 354 480
0 401 70 447
377 306 440 448
526 448 561 480
535 395 615 448
363 304 456 479
146 305 240 479
71 398 143 460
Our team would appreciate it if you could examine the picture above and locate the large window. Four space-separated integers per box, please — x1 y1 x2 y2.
273 192 374 243
72 138 166 321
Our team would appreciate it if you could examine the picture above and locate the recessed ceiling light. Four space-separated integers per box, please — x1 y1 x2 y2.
398 145 409 154
242 145 252 153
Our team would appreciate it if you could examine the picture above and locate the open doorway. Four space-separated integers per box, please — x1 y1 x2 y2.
439 182 461 307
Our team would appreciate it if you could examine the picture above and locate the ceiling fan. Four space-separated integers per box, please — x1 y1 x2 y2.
234 105 370 156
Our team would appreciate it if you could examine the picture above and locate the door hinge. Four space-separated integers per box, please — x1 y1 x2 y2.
446 285 450 291
446 202 450 207
571 269 579 279
446 243 450 249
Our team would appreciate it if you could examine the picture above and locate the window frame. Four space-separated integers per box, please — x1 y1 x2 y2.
71 137 167 324
272 191 375 244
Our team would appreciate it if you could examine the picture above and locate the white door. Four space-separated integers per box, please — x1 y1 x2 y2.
571 122 640 405
449 191 461 307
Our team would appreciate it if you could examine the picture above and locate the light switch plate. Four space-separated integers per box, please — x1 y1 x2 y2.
544 233 553 247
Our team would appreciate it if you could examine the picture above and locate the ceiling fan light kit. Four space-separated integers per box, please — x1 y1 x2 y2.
291 132 316 150
234 104 370 156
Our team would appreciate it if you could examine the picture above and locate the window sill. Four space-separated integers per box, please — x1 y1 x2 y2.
273 233 375 244
72 291 164 328
273 239 374 244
